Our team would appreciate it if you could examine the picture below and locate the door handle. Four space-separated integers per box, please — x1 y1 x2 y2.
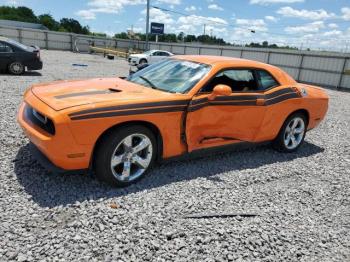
256 98 265 106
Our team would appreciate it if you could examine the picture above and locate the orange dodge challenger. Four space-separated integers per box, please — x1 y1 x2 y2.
18 56 329 186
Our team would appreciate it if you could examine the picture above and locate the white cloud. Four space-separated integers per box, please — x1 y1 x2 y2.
250 0 304 5
277 7 335 20
208 4 224 11
328 23 338 29
185 6 197 12
322 30 342 37
5 0 21 5
233 19 268 37
265 15 278 22
76 10 96 20
141 8 175 24
285 21 325 34
76 0 145 19
342 7 350 20
156 0 181 4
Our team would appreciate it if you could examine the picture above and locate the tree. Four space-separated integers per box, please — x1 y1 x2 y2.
185 34 197 42
38 14 59 30
0 6 38 23
177 32 185 42
59 18 90 34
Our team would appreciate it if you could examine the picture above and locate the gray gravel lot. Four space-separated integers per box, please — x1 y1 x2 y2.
0 50 349 261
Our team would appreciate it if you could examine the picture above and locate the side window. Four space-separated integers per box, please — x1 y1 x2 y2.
0 42 13 53
256 70 279 90
160 52 170 56
153 51 161 56
201 69 258 93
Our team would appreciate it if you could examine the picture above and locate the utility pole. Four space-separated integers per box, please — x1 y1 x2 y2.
203 24 206 35
146 0 150 51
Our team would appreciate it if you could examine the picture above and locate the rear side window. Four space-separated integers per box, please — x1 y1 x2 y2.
0 42 13 53
256 70 279 90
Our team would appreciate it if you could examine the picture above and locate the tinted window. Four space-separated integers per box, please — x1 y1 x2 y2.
256 70 279 90
160 52 170 56
0 42 13 53
202 69 258 92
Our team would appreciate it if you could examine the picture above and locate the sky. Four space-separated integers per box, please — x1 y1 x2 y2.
1 0 350 51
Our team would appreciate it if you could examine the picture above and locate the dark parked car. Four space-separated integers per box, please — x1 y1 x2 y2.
0 37 43 75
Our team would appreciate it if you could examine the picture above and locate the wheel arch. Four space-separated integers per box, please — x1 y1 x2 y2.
274 108 310 140
286 109 310 126
90 120 163 169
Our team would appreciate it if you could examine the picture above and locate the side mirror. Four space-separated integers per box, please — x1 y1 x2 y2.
208 85 232 100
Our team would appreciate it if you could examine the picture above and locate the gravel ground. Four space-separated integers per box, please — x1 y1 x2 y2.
0 50 349 262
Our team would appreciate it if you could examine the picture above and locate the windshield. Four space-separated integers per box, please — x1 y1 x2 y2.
7 39 32 51
143 50 154 55
127 59 211 93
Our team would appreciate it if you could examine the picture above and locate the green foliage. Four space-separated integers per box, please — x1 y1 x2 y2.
0 6 38 23
38 14 59 31
0 5 91 35
245 42 298 50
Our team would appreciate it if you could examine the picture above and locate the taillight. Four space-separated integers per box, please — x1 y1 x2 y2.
36 51 40 59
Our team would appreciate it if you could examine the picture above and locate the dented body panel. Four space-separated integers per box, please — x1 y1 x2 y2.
17 56 329 171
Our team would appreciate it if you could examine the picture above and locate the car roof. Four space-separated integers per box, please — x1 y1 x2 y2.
174 55 267 66
173 55 297 84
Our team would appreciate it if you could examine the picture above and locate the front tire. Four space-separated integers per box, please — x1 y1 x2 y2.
139 59 147 65
8 61 25 75
94 125 157 187
273 113 307 152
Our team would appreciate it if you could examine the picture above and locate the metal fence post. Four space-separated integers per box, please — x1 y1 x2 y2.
297 54 305 82
240 49 243 58
199 47 202 55
337 57 347 90
70 34 74 52
44 31 49 50
17 28 22 43
220 48 223 56
184 46 187 55
266 51 271 64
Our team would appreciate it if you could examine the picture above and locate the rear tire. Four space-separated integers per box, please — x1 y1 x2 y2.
273 112 307 153
94 125 157 187
8 61 25 75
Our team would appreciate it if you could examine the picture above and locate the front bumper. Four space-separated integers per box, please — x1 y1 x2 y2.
17 95 93 171
29 142 88 175
128 57 138 65
27 60 43 70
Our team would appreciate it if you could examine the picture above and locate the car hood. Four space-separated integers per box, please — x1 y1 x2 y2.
129 54 147 59
31 77 180 111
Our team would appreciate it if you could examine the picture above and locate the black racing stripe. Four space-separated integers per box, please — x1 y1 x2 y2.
188 103 208 112
264 93 300 105
188 90 299 112
55 90 111 99
69 100 191 117
211 100 257 106
264 88 295 99
71 105 186 120
191 97 208 105
214 95 259 101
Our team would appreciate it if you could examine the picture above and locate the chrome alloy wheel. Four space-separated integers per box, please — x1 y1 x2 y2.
284 117 305 150
110 134 153 182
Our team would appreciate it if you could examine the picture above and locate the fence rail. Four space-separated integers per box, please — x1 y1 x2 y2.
1 25 349 90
